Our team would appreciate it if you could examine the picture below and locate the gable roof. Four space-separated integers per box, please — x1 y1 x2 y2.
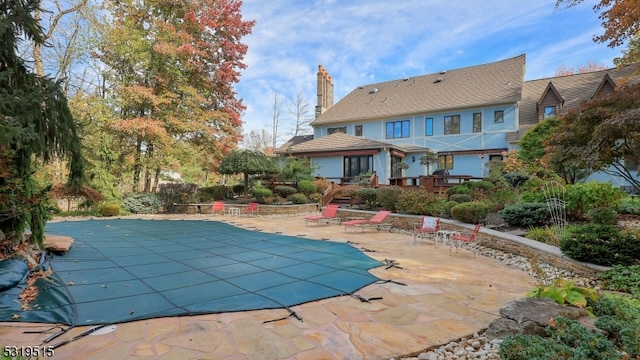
511 62 640 142
275 132 432 156
311 54 526 126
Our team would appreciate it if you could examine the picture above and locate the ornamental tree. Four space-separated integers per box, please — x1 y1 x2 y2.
217 150 279 201
0 0 85 248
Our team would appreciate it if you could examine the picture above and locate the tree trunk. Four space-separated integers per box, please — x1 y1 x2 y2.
132 137 142 192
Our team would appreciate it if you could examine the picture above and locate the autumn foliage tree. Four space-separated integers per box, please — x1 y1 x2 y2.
95 0 254 192
546 82 640 191
0 0 84 248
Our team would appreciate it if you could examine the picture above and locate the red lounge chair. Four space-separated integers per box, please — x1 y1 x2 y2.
246 202 259 216
343 210 392 232
304 204 340 226
413 217 441 244
212 201 224 215
450 224 482 258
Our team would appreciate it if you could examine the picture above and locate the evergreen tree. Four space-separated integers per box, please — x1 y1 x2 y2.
0 0 84 248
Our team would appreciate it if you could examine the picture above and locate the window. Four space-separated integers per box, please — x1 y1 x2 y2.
494 110 504 123
344 155 373 178
472 112 482 133
438 155 454 170
544 106 556 119
386 120 410 139
444 115 460 135
425 117 433 136
355 125 363 137
489 154 503 162
328 127 346 135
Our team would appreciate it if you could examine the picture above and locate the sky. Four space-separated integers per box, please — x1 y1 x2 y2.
236 0 624 145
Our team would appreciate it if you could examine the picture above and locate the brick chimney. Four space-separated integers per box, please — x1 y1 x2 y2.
315 65 334 118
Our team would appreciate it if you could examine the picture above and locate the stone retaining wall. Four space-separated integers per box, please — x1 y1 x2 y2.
336 208 610 277
169 203 319 216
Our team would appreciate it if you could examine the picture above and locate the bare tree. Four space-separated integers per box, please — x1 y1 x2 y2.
287 91 313 137
271 92 284 149
243 129 273 154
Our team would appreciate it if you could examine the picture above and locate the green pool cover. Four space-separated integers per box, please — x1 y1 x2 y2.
0 219 382 325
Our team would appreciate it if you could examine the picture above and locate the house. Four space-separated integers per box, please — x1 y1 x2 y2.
276 56 640 187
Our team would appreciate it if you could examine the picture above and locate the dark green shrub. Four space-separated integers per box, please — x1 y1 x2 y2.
599 265 640 294
356 188 378 203
560 225 640 266
157 183 199 208
499 202 549 227
449 194 471 203
499 317 619 360
450 202 489 224
565 182 624 219
274 185 297 198
443 201 458 217
297 180 317 195
587 207 618 225
291 193 307 204
593 293 640 357
396 189 440 215
198 185 227 201
520 190 547 203
470 180 495 191
99 203 120 217
121 193 162 214
251 186 273 203
232 184 245 196
446 185 473 197
503 172 529 188
376 186 403 211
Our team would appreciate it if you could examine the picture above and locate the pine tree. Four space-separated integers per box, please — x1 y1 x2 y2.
0 0 84 248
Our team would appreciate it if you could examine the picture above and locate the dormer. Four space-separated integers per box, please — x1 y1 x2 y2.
591 73 617 99
537 82 564 120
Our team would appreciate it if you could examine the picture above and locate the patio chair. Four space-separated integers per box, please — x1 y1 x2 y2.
413 216 441 244
212 201 224 215
450 223 482 258
304 204 341 226
343 210 392 232
246 202 259 216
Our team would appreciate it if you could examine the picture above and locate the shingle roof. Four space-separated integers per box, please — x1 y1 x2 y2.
509 63 640 143
276 132 431 155
311 54 526 126
276 134 314 153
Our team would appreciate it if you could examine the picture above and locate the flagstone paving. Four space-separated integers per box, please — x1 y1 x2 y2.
0 214 536 359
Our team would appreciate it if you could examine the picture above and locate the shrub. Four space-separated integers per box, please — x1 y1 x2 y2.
617 196 640 215
251 186 273 203
121 193 162 214
587 207 618 225
560 225 640 266
500 317 619 360
314 178 331 193
450 202 489 224
376 186 403 211
599 265 640 294
565 182 624 219
527 278 597 308
443 201 458 217
297 180 317 195
291 193 307 204
273 185 297 198
449 194 471 203
308 193 322 203
503 172 529 188
593 293 640 357
396 189 438 215
470 180 495 191
499 202 550 227
198 185 227 201
157 183 199 208
356 188 378 203
526 227 560 245
231 184 245 196
446 185 473 197
99 203 120 217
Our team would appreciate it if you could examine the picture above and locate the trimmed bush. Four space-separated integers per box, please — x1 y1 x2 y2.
560 225 640 266
291 193 307 204
526 227 559 245
470 180 495 191
450 201 489 224
449 194 471 203
499 202 550 227
396 190 443 215
587 207 618 225
376 186 403 211
251 186 273 203
565 182 624 219
198 185 227 201
273 185 297 198
99 203 120 217
121 193 162 214
446 185 473 197
297 180 317 195
503 172 529 188
231 184 245 196
355 188 378 203
443 200 458 217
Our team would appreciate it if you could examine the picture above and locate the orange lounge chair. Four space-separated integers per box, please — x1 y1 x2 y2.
450 223 482 258
343 210 392 232
413 216 441 244
304 204 340 226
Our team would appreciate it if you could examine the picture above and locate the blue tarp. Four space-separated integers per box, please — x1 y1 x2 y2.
0 219 382 325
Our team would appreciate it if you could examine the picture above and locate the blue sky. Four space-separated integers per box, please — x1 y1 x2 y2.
237 0 624 145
